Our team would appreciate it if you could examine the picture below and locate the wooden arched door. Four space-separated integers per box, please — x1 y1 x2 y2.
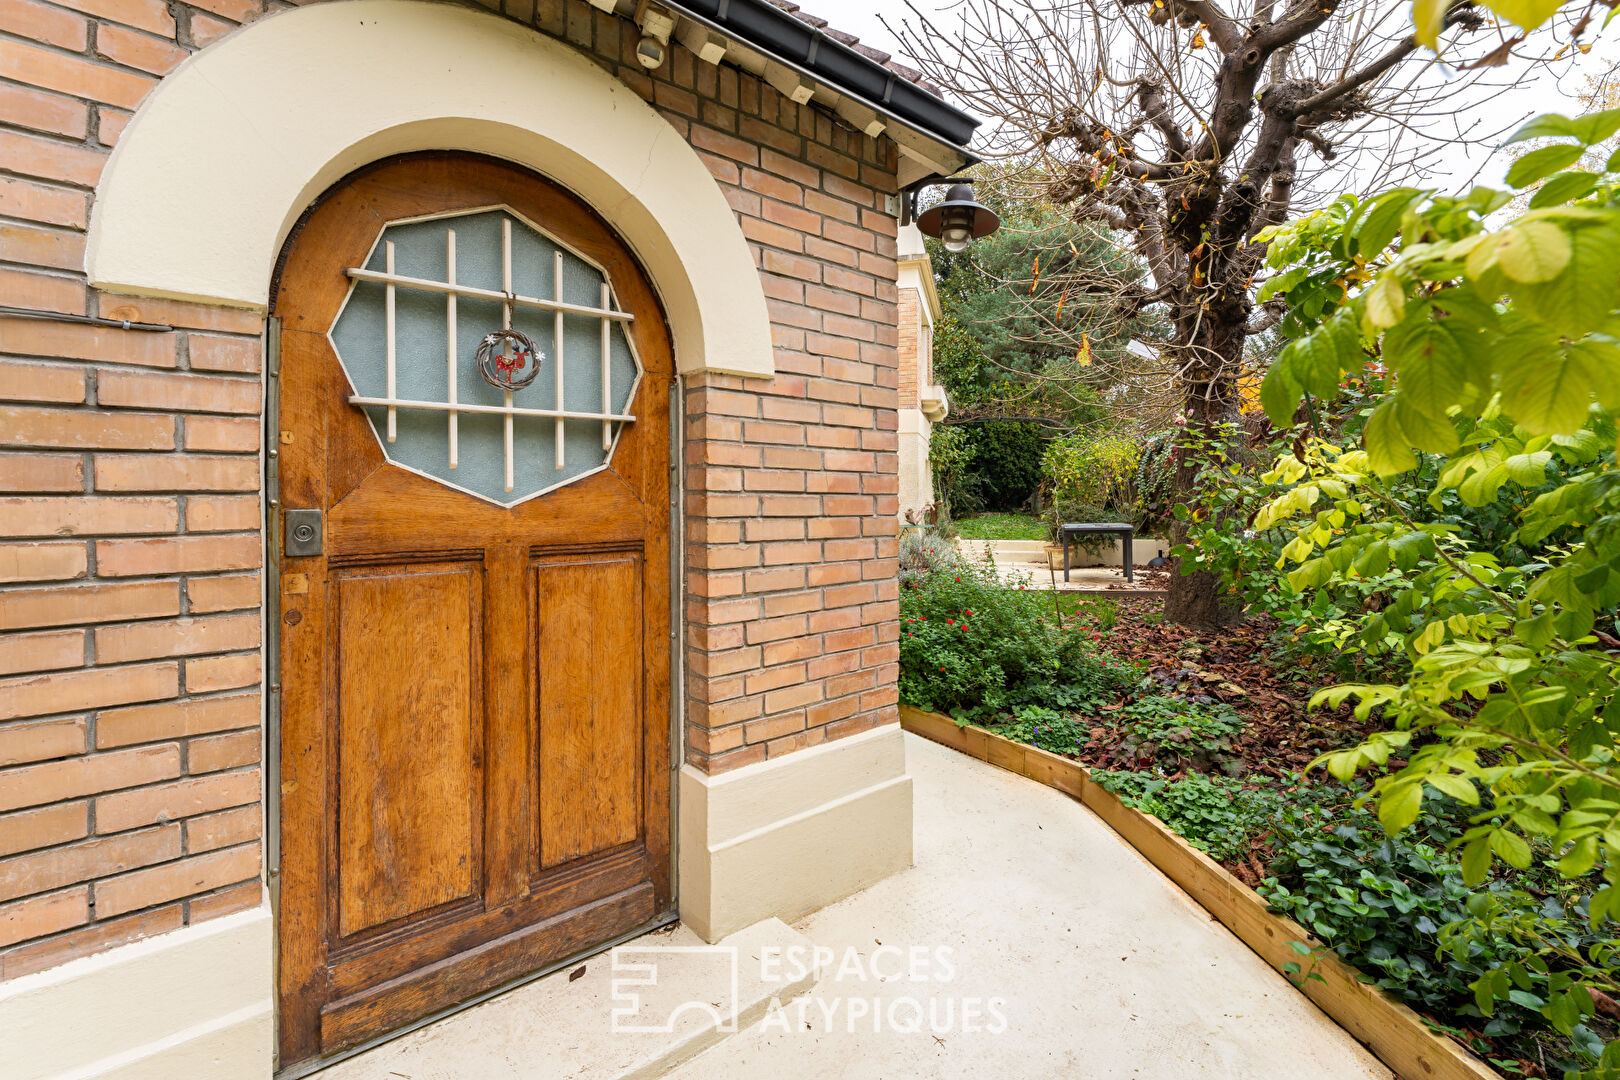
273 154 673 1071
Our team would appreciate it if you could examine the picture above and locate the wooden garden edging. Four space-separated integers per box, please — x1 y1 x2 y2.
899 704 1501 1080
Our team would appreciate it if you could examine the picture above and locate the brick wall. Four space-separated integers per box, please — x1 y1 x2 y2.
0 305 267 979
0 0 902 972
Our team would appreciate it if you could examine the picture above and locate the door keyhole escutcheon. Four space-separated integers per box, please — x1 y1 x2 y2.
284 509 323 557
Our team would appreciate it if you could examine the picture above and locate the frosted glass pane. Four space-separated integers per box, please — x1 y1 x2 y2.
329 207 642 506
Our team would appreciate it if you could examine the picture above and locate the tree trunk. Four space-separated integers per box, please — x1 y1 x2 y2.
1162 312 1246 629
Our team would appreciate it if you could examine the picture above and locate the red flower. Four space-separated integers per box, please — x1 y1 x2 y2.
946 619 955 626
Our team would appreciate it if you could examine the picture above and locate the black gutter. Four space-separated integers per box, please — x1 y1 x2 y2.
662 0 980 150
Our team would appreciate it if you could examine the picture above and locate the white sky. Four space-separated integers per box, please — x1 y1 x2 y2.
811 0 1620 193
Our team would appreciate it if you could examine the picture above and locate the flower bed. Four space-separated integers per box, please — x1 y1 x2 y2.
898 546 1615 1076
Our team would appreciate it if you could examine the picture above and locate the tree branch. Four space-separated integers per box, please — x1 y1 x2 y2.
1171 0 1242 52
1136 80 1192 161
1252 0 1346 52
1295 35 1421 115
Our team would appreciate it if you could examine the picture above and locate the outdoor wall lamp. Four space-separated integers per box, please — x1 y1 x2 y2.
634 0 674 68
910 178 1000 252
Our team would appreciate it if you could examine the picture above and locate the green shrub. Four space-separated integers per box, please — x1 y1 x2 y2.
1068 597 1119 631
899 527 959 578
1092 770 1287 862
928 424 976 522
1043 431 1140 512
898 556 1135 719
1134 431 1177 535
970 420 1047 511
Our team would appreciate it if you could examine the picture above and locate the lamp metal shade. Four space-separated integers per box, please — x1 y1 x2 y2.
915 183 1000 243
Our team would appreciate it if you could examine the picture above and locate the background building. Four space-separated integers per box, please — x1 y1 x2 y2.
896 224 948 523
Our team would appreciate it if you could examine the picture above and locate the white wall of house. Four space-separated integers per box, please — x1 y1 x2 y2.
897 224 946 525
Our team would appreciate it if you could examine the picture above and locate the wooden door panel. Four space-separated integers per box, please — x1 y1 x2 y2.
275 153 673 1074
333 561 483 941
325 844 653 999
325 466 648 555
535 553 644 870
319 883 656 1054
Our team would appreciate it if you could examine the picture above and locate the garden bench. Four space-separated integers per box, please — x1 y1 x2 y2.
1059 522 1134 583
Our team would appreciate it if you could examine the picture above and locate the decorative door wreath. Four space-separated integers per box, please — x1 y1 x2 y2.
475 328 542 392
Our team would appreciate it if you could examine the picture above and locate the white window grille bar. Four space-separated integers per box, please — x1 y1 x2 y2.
601 281 612 452
344 267 633 323
446 229 458 470
553 250 565 472
502 218 514 494
384 241 397 443
347 397 634 422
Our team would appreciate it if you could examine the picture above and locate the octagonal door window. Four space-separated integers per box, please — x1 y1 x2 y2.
329 206 642 506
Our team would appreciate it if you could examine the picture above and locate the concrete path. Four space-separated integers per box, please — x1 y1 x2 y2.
669 734 1390 1080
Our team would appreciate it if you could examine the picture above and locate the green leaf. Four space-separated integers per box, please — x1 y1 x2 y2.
1289 311 1360 399
1460 836 1492 885
1480 0 1565 35
1365 399 1419 475
1570 107 1620 146
1506 145 1587 189
1505 113 1578 145
1384 311 1468 419
1557 835 1598 877
1503 450 1551 485
1260 356 1304 427
1362 398 1455 474
1495 220 1573 282
1388 530 1434 570
1412 0 1447 48
1365 271 1406 328
1528 170 1599 209
1512 224 1620 336
1427 773 1480 804
1396 399 1460 454
1507 989 1546 1010
1577 338 1620 411
1355 188 1424 258
1378 782 1423 834
1489 828 1533 869
1257 265 1307 303
1515 610 1555 648
1499 340 1598 434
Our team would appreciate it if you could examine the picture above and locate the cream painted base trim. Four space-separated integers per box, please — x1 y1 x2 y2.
678 724 914 942
0 902 273 1080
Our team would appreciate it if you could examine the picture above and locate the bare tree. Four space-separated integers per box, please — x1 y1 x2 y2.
895 0 1594 625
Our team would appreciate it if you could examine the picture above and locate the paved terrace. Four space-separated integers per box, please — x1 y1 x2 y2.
329 735 1388 1080
956 538 1170 595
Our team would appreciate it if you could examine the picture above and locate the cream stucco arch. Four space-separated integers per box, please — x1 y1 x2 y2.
87 0 773 377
